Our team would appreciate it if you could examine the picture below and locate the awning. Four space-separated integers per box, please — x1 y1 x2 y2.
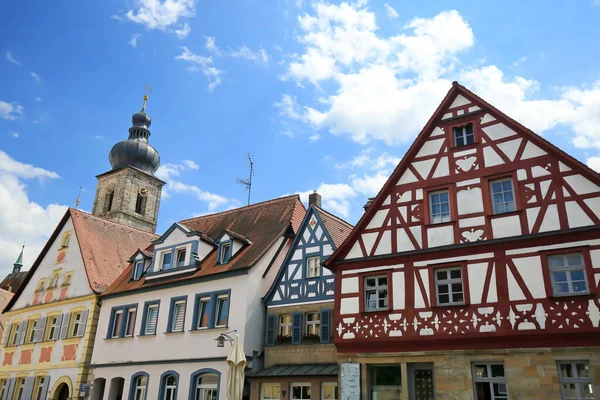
247 364 338 378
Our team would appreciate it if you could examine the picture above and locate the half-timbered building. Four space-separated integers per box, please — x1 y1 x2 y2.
248 193 353 400
326 82 600 400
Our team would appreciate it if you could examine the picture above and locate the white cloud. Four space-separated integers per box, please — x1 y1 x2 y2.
587 156 600 172
156 160 238 210
175 46 224 91
30 72 42 84
111 14 125 22
336 147 400 170
0 101 24 120
384 3 398 19
5 52 21 66
35 97 42 103
309 134 321 142
10 132 19 138
129 34 142 47
0 152 67 274
509 56 527 68
93 135 105 140
297 183 357 217
122 0 197 37
205 36 221 55
275 94 303 120
230 45 269 63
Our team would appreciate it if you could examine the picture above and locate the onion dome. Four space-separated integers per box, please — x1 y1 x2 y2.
109 95 160 174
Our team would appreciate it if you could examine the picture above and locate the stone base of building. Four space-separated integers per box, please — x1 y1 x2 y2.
339 346 600 400
249 375 338 400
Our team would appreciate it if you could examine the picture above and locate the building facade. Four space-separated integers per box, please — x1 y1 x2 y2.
89 195 306 400
248 194 353 400
326 83 600 400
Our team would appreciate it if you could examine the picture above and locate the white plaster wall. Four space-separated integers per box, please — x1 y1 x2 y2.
392 272 405 310
341 277 359 294
12 217 94 311
340 298 359 315
427 225 454 247
457 187 484 215
491 215 522 239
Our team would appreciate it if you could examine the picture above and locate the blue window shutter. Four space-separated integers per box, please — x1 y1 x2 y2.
266 314 276 346
191 295 200 330
107 309 116 338
292 312 302 344
208 294 216 329
320 309 331 343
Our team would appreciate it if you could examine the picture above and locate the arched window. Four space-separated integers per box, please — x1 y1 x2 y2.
104 190 114 213
135 188 148 215
189 369 221 400
61 232 71 248
129 373 148 400
159 371 179 400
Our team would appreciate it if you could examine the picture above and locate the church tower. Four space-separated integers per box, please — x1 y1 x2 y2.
91 94 165 233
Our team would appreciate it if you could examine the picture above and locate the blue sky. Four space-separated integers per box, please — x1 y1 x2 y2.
1 0 600 272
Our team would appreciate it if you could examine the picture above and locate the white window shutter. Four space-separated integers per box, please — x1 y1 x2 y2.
5 378 16 400
59 313 71 339
40 377 50 400
21 377 34 400
53 314 63 340
17 321 27 345
36 317 47 343
77 310 89 337
2 324 11 347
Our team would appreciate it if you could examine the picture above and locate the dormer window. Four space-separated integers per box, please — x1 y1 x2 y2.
453 123 474 147
61 232 71 248
219 242 231 264
176 249 187 268
307 256 321 278
133 261 145 280
162 252 173 270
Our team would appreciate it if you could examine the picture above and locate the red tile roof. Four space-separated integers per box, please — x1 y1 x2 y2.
0 272 28 293
313 206 353 248
102 195 306 296
0 289 13 341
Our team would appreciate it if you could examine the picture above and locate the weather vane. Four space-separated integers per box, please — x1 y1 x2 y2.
142 84 152 112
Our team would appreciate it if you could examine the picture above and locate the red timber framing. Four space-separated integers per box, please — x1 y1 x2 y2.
326 82 600 354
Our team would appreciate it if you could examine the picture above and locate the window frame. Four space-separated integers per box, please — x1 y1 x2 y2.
133 260 145 281
428 189 452 225
107 304 137 339
129 372 149 400
214 294 230 328
261 383 281 400
548 253 590 297
219 242 232 264
472 362 508 400
363 275 390 312
140 300 160 336
49 270 61 289
71 312 82 338
159 371 179 400
489 177 517 215
446 116 480 150
167 296 187 333
161 251 173 270
189 369 221 400
321 382 338 400
305 312 321 337
14 377 26 400
290 382 312 400
557 360 594 400
10 322 21 346
124 307 137 337
110 309 123 339
279 314 293 338
434 267 466 306
176 248 187 268
28 319 38 343
46 316 59 341
368 364 402 400
195 297 211 330
33 376 47 400
452 123 475 147
541 248 595 299
306 255 321 278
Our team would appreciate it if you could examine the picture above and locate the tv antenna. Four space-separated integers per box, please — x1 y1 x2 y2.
236 153 254 206
75 186 83 209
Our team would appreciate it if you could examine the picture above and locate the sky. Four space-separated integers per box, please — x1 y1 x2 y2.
1 0 600 274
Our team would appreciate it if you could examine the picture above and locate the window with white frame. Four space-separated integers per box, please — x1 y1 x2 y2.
196 297 210 329
261 383 280 400
170 300 186 332
71 312 82 337
34 377 46 400
322 383 338 400
111 309 124 338
219 242 231 264
279 314 293 337
163 375 177 400
134 375 148 400
558 361 594 400
162 251 173 270
365 275 388 311
548 253 589 296
11 322 21 346
176 248 187 267
490 179 516 214
47 316 59 340
305 312 320 336
453 123 475 147
307 256 320 278
28 319 38 343
472 363 508 400
0 380 6 399
15 378 26 400
133 261 144 280
435 267 465 305
124 307 137 337
291 383 311 400
215 295 229 328
144 304 159 335
429 191 451 224
194 373 218 400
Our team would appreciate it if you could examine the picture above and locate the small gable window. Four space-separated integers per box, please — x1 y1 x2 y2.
306 256 321 278
133 261 145 280
162 252 173 270
429 191 451 224
453 123 474 147
490 178 516 214
61 232 71 248
176 248 187 268
219 242 231 264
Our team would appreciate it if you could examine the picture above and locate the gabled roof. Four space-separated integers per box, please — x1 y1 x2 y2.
152 222 214 245
0 272 28 293
313 206 353 248
324 81 600 268
4 208 159 312
102 195 306 296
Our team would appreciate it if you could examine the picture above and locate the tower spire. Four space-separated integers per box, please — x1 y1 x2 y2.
13 245 24 273
141 84 152 113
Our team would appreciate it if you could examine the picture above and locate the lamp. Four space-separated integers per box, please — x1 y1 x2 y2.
215 330 237 347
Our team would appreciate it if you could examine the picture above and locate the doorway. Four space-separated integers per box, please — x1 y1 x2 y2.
408 363 435 400
55 383 70 400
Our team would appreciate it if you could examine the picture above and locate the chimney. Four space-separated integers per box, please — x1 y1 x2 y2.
363 197 375 212
308 191 322 208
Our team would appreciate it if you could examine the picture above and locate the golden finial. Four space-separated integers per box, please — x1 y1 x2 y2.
141 84 152 112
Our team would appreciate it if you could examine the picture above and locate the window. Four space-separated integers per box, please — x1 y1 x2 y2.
135 193 146 215
10 322 21 346
490 179 516 214
143 303 159 335
305 312 320 336
558 361 594 400
33 377 46 400
111 310 123 338
453 123 474 147
133 261 145 280
473 363 507 400
14 378 26 400
369 366 401 400
62 273 72 286
195 297 211 329
28 319 39 343
61 232 71 248
133 375 148 400
176 248 187 267
47 316 59 340
435 267 465 305
365 276 388 311
215 295 229 328
125 308 137 337
548 253 589 296
0 380 6 399
262 383 280 400
291 383 311 400
307 256 320 278
279 314 293 337
219 242 231 264
322 383 338 400
162 252 173 270
162 374 178 400
194 373 218 400
49 271 60 288
71 313 82 337
170 299 186 332
429 191 451 224
104 190 114 213
36 279 46 292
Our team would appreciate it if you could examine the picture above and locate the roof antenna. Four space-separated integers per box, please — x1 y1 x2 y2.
75 186 83 209
236 153 254 206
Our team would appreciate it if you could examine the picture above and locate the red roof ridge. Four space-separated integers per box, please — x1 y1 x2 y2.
179 194 301 224
313 205 354 230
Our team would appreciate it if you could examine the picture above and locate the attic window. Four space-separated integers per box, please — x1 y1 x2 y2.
133 261 145 280
453 123 474 147
219 243 231 264
176 249 187 268
61 232 71 248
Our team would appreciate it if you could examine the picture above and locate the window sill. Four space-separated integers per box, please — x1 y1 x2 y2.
432 302 468 308
189 326 228 332
164 330 185 335
361 308 389 314
487 210 522 220
105 336 134 340
138 333 157 337
548 292 592 300
425 221 456 228
449 142 480 152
